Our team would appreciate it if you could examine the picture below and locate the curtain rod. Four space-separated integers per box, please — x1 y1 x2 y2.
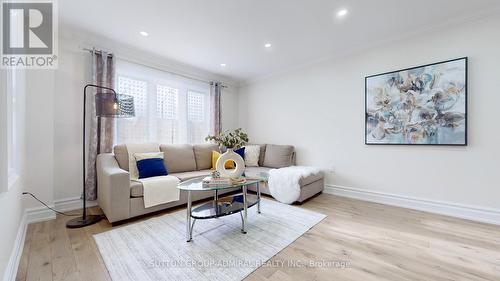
82 47 228 88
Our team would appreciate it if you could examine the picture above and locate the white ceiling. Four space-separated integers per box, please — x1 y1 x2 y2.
60 0 500 82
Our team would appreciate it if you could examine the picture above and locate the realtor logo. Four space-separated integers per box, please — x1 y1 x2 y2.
1 0 58 69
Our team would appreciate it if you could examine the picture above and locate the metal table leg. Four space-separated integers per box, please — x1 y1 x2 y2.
214 189 219 217
242 186 248 234
186 190 192 242
257 182 261 214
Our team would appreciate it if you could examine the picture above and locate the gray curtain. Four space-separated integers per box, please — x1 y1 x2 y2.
210 82 222 135
85 50 115 200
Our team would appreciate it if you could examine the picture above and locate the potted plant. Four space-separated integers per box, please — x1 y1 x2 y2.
205 128 249 149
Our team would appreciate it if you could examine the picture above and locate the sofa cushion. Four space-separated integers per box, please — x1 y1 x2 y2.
160 144 196 173
299 171 324 186
114 144 130 171
257 144 267 166
244 166 272 178
130 169 213 197
263 144 294 168
245 166 322 186
193 144 219 170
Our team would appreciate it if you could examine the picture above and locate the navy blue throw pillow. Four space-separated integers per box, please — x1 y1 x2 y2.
235 147 245 159
137 158 168 179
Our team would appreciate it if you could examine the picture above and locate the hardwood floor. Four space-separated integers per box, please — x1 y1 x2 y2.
16 194 500 281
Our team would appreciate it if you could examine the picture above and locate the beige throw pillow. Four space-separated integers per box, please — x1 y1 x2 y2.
244 145 260 167
134 152 164 161
262 144 294 168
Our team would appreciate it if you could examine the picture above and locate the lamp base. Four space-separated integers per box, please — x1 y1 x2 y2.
66 215 102 228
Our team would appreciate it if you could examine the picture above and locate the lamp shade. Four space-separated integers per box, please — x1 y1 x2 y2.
95 92 135 117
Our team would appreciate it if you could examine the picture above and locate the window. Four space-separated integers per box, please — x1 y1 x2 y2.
156 85 179 143
116 76 149 143
187 90 207 144
115 60 210 145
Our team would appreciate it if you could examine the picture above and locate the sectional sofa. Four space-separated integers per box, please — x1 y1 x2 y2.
96 143 324 223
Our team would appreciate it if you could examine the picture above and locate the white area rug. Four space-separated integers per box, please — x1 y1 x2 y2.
94 199 326 281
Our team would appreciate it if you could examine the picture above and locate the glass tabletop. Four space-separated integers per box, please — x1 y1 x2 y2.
177 176 264 191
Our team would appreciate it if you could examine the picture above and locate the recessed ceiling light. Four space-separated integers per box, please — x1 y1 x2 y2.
139 31 149 37
220 63 226 67
337 9 348 17
264 43 272 48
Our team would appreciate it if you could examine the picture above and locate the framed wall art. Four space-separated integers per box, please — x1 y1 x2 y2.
365 57 467 145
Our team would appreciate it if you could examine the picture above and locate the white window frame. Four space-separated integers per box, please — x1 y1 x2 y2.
0 71 7 192
115 74 150 143
7 71 16 174
115 60 210 145
8 69 21 189
156 83 180 143
187 89 211 144
1 69 20 192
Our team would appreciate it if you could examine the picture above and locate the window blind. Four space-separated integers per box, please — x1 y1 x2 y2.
115 60 210 145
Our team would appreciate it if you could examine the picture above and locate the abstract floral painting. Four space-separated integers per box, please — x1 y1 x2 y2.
365 58 467 145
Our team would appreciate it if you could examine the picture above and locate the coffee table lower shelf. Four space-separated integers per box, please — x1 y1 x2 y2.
191 194 259 219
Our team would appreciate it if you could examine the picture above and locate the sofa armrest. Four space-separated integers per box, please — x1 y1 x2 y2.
97 153 130 223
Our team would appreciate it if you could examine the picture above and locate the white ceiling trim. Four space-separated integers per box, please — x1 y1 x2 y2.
60 25 242 87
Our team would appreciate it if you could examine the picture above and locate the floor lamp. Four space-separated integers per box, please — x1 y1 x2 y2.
66 84 135 228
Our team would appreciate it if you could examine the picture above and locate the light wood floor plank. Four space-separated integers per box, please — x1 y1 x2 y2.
16 194 500 281
66 221 110 281
25 221 53 281
50 215 81 281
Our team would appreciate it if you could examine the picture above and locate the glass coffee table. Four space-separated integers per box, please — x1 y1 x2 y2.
178 176 264 242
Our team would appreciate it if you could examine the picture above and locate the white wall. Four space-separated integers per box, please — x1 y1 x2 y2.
221 86 240 131
24 70 56 208
0 69 27 280
239 16 500 211
52 40 90 201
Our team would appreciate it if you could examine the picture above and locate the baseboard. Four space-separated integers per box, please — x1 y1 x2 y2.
54 196 98 212
25 196 99 224
325 184 500 225
25 205 56 224
3 213 27 281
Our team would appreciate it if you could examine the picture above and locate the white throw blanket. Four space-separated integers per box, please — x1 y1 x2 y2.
268 166 323 204
126 143 180 208
136 176 180 208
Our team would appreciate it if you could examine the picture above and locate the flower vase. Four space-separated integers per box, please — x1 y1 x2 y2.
215 148 245 179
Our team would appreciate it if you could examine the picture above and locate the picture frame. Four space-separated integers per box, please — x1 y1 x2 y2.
365 57 468 146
